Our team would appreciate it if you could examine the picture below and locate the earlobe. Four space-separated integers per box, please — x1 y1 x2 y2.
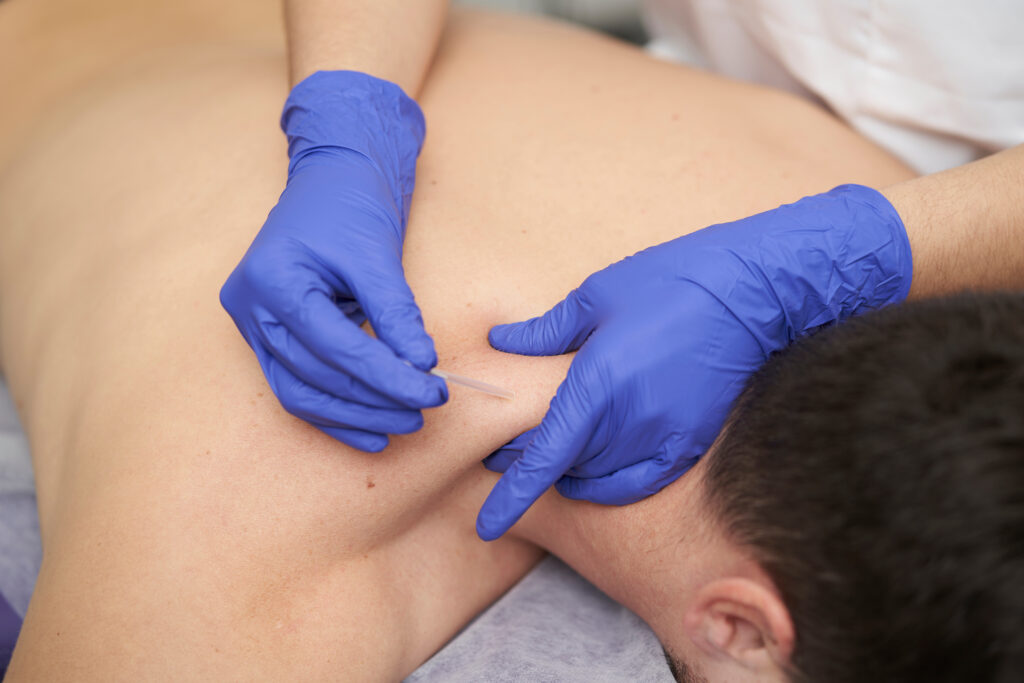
684 577 795 674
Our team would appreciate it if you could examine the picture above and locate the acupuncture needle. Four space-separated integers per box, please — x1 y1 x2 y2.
430 367 515 400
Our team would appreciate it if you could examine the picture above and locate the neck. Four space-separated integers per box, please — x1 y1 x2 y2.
511 457 739 646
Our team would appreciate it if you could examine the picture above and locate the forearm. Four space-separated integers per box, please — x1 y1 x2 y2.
285 0 450 94
883 144 1024 298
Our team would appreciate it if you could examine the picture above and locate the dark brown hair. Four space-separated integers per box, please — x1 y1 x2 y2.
705 292 1024 682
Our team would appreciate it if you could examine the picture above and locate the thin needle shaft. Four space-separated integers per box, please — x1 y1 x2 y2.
430 367 515 400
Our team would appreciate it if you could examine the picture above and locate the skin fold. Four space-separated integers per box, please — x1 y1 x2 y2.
0 1 914 679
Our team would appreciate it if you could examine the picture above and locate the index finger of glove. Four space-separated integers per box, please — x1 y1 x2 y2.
476 365 603 540
275 288 447 410
353 263 438 372
255 318 410 410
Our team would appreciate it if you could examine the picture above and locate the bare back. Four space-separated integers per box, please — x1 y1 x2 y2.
0 2 913 679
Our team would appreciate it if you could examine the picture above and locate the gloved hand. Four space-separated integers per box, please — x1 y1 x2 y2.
477 184 913 539
220 71 447 452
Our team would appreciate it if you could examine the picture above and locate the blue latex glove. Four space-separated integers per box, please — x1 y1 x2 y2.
477 184 912 539
0 591 19 677
220 71 447 452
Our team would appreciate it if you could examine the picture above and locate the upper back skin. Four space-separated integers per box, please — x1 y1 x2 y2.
0 1 915 679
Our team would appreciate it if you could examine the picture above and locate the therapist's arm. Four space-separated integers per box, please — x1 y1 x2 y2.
884 143 1024 297
220 2 454 452
285 0 449 93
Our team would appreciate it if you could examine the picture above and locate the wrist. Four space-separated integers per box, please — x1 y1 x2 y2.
281 70 426 220
779 184 914 335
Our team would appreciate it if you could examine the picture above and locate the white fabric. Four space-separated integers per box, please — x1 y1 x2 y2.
641 0 1024 174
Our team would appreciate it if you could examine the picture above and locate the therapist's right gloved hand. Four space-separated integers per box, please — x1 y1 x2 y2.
478 184 913 539
220 71 447 452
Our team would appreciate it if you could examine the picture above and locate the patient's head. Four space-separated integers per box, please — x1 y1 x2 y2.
683 292 1024 682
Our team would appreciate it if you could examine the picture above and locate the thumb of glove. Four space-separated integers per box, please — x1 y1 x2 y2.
482 427 538 473
489 290 595 357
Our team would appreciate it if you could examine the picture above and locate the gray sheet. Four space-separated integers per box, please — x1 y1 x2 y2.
406 555 672 682
0 377 670 680
0 378 41 617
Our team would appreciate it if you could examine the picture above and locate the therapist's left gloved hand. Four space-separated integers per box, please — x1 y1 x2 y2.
477 184 913 540
220 70 446 452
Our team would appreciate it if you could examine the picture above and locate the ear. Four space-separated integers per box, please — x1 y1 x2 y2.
683 577 794 674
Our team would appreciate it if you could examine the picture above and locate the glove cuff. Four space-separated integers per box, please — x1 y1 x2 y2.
280 70 427 226
772 183 914 337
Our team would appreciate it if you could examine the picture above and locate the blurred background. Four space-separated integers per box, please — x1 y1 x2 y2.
455 0 647 44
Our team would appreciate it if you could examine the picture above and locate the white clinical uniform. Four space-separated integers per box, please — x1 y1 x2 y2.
640 0 1024 174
